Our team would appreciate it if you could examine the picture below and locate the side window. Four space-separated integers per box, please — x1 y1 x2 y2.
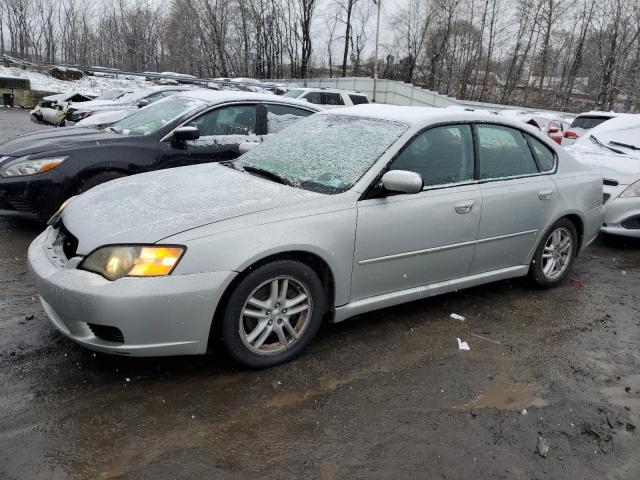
349 94 369 105
265 104 313 134
302 91 323 104
145 91 168 104
323 93 345 105
527 135 556 172
190 105 257 136
390 124 475 187
476 125 539 179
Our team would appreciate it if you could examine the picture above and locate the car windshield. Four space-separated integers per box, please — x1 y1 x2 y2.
109 97 205 136
238 114 408 193
282 89 304 98
94 90 126 101
571 116 612 129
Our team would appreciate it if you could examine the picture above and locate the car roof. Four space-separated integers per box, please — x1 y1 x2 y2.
576 111 624 118
317 104 535 129
176 90 323 110
293 87 366 95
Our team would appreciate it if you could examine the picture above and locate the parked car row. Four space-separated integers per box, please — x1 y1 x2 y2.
3 96 609 368
7 86 640 368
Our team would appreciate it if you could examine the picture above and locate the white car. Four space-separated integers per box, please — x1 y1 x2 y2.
566 115 640 238
282 88 369 108
562 111 627 146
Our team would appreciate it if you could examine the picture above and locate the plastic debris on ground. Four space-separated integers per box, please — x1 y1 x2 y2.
537 436 550 457
457 338 470 351
450 313 466 321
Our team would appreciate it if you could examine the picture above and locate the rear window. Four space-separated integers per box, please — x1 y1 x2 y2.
349 94 369 105
571 116 613 129
282 89 305 99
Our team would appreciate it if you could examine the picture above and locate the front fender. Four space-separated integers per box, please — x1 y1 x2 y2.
166 207 358 307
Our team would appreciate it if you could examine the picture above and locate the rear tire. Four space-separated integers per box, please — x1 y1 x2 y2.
529 218 577 288
221 260 326 368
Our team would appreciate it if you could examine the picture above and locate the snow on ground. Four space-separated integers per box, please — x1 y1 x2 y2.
0 65 154 96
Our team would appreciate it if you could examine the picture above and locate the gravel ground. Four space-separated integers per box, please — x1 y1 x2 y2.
1 109 639 480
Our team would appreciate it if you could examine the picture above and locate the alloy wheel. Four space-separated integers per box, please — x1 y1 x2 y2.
239 276 312 355
541 227 573 280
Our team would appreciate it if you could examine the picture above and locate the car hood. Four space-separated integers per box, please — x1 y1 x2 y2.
70 99 130 110
75 109 135 127
0 128 124 157
567 145 640 184
62 163 325 254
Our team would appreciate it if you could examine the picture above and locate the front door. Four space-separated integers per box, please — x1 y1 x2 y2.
158 103 260 169
351 124 482 301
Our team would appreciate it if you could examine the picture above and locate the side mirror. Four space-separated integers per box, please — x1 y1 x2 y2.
137 99 150 108
173 126 200 141
381 170 423 194
239 141 260 154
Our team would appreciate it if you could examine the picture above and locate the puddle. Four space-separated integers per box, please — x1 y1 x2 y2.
461 382 548 411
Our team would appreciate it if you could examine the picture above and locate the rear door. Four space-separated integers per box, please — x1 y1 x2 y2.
352 124 482 301
470 124 558 274
158 103 261 168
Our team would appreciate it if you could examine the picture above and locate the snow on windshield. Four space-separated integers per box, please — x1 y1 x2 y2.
240 114 408 193
111 97 205 136
575 115 640 153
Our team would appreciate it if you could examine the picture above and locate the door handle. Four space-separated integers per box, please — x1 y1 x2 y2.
538 189 553 200
454 200 475 214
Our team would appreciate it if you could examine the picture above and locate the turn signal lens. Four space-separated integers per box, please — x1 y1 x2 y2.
80 245 185 281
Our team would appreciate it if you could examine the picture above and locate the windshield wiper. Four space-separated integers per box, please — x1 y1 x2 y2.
242 165 291 186
104 126 122 134
609 140 640 151
590 135 625 154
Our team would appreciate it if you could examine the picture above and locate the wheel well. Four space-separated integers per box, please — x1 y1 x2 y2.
71 168 129 195
562 214 584 253
207 251 336 350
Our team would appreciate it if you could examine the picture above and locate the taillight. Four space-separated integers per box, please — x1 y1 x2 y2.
564 131 578 139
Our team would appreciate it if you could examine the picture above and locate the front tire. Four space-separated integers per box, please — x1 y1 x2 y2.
529 219 577 288
221 260 326 368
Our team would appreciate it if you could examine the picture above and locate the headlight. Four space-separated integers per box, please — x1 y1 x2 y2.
0 155 67 177
80 245 185 281
47 195 77 226
620 179 640 198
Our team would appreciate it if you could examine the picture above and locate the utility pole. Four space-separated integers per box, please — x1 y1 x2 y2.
372 0 381 102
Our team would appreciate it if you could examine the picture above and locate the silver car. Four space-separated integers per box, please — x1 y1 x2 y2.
28 106 604 368
566 115 640 238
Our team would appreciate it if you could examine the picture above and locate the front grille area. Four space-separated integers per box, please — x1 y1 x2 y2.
57 223 79 259
603 179 619 187
88 324 125 343
603 193 611 204
4 194 35 214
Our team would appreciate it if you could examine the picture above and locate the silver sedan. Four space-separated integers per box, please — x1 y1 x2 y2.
28 106 604 368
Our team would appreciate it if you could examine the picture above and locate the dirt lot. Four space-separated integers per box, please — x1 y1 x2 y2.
1 109 639 479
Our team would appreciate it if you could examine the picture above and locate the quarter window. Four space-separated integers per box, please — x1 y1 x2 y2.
190 105 257 136
349 94 369 105
390 124 475 187
527 135 556 171
476 125 539 179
